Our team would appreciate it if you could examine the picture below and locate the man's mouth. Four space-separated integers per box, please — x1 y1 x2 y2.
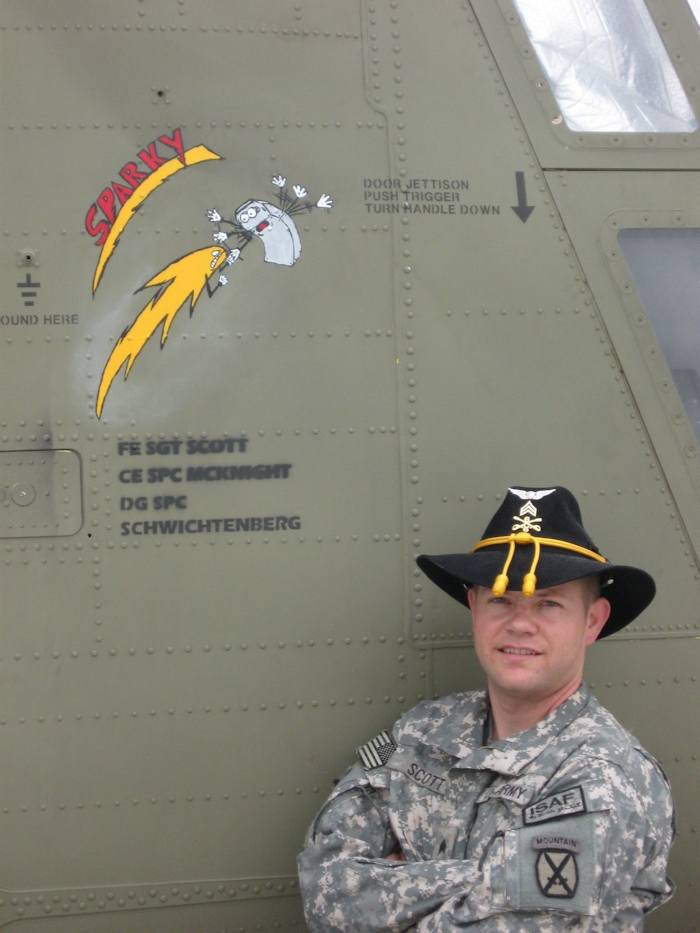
256 220 269 232
498 647 541 656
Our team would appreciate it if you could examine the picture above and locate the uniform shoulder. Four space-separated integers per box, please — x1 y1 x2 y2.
581 696 662 769
393 690 487 746
563 695 673 821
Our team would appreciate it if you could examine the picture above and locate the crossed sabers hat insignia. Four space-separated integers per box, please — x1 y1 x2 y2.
536 849 578 898
416 485 658 638
512 500 541 534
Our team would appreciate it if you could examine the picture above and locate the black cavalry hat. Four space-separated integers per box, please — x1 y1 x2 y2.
416 486 655 639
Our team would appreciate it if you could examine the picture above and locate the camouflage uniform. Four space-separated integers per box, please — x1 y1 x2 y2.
298 685 674 931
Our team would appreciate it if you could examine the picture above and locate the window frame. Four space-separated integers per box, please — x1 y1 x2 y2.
476 0 700 152
601 211 700 481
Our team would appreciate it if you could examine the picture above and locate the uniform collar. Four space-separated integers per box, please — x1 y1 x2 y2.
457 684 591 776
413 684 591 777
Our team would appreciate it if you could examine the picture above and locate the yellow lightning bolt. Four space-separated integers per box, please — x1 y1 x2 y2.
96 246 229 418
92 144 222 294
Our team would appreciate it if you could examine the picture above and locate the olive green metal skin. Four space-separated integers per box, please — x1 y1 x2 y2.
0 1 697 930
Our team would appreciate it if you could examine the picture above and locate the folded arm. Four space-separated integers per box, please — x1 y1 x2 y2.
298 786 491 933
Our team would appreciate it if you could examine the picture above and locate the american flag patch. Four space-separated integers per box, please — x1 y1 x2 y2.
356 730 396 770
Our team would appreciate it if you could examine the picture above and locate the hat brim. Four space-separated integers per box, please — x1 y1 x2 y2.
416 548 655 638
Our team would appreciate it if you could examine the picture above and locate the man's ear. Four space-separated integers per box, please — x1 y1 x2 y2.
466 585 476 611
584 597 611 646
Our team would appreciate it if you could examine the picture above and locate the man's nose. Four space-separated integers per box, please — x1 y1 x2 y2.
506 602 538 631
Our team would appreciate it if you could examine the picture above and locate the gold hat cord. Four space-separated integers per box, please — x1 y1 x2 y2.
472 532 608 597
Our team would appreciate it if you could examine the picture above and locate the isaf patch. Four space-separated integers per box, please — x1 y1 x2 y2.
357 730 396 770
533 835 580 899
523 785 586 825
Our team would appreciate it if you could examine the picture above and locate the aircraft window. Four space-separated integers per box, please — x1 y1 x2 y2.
511 0 697 133
689 0 700 28
618 228 700 443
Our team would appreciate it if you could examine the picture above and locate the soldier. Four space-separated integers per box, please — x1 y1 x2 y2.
298 486 675 931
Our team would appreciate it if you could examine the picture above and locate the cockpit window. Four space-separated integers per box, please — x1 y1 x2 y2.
688 0 700 29
618 228 700 443
511 0 697 133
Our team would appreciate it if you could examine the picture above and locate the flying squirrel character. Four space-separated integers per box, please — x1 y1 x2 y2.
96 176 332 418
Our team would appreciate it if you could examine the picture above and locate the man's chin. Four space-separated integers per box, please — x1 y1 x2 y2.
487 671 548 699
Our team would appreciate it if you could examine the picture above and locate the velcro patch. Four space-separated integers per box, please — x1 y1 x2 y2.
532 834 581 854
478 781 530 805
357 730 396 770
523 786 586 825
504 811 598 916
535 849 579 899
387 750 449 795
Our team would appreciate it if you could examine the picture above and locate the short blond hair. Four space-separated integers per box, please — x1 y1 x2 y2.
578 573 602 608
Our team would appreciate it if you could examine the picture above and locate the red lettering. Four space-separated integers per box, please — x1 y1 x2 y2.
112 181 135 206
138 141 166 172
97 187 117 224
119 161 149 187
158 128 185 164
85 204 111 246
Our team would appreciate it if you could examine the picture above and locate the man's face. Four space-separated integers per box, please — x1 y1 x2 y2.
467 579 610 703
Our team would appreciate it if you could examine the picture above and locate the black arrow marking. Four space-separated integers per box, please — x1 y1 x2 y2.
511 171 535 223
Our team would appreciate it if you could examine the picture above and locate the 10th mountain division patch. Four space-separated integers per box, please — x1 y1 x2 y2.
533 834 580 899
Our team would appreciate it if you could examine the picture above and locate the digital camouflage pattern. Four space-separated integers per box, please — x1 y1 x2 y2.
298 685 674 931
